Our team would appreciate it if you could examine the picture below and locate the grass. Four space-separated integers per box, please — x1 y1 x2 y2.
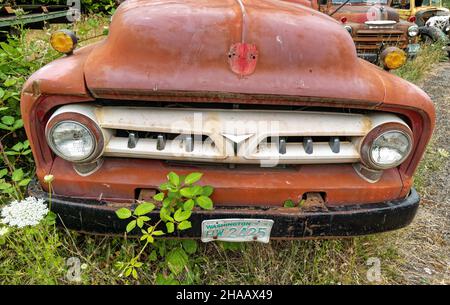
0 16 448 285
394 42 448 83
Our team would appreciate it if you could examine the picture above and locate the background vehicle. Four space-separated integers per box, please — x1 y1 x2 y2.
390 0 450 55
0 1 72 38
311 0 420 67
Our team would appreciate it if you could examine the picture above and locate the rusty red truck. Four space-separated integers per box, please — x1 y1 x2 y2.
300 0 421 67
22 0 435 241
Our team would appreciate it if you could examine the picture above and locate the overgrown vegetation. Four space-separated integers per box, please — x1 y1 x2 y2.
0 11 448 285
395 42 448 83
0 0 118 14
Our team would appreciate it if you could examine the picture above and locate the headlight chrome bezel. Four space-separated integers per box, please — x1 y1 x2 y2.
344 25 353 35
46 113 104 163
360 123 414 170
408 25 419 37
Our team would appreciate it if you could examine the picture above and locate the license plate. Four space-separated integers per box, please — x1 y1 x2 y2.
201 219 274 244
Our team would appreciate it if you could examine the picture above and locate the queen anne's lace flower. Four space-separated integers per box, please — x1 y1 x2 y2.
1 197 49 228
0 227 9 236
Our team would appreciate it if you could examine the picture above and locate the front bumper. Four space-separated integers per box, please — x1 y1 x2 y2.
357 53 378 63
28 180 420 238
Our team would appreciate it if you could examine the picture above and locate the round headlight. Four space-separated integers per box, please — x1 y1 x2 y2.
381 47 407 70
369 131 412 169
408 25 419 37
50 30 77 54
48 121 96 162
360 124 413 170
344 25 352 35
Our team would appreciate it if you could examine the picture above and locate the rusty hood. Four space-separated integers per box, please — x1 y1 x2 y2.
83 0 387 103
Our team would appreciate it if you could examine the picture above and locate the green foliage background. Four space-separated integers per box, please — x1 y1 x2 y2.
0 0 118 13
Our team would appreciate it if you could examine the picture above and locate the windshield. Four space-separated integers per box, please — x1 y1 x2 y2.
421 0 442 6
331 0 388 4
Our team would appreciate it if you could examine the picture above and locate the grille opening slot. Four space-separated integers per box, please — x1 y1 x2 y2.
115 130 210 142
262 136 352 144
301 192 328 206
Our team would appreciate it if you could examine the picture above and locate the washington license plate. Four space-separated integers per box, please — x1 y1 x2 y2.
201 219 274 244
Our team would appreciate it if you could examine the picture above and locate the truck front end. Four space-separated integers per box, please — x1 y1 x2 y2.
21 0 435 240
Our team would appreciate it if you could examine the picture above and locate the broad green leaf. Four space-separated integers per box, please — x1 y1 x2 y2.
11 142 23 151
134 202 155 216
183 199 195 211
160 207 174 222
178 220 192 231
153 230 165 236
1 116 14 126
136 217 144 228
0 169 7 178
18 178 31 187
190 185 203 196
11 168 23 182
196 196 213 210
0 89 5 99
182 239 198 254
184 172 203 185
149 250 157 261
140 216 150 221
162 198 171 208
147 235 154 243
202 186 214 197
124 267 132 277
159 182 170 190
167 172 180 187
134 262 143 268
180 187 193 198
12 119 23 130
153 192 165 202
3 78 16 87
132 269 138 279
166 222 175 233
0 123 12 131
115 208 132 219
0 182 12 190
126 220 137 233
283 200 296 208
174 208 191 222
155 273 179 285
166 248 188 275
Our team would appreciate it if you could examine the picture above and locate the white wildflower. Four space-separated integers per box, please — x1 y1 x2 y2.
0 227 9 236
1 197 49 228
44 174 55 183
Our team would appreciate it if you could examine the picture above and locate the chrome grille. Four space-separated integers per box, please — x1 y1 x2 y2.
50 104 408 166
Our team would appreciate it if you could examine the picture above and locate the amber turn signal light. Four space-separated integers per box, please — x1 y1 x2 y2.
381 47 407 71
50 30 78 54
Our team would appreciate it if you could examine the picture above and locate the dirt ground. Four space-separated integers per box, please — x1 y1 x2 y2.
390 62 450 284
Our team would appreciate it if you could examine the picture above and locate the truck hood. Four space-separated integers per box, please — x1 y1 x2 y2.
332 4 400 23
84 0 386 103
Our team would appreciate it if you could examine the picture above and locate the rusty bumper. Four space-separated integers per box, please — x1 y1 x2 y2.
28 179 420 238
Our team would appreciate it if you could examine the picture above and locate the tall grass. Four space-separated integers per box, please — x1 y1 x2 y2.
394 42 447 84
